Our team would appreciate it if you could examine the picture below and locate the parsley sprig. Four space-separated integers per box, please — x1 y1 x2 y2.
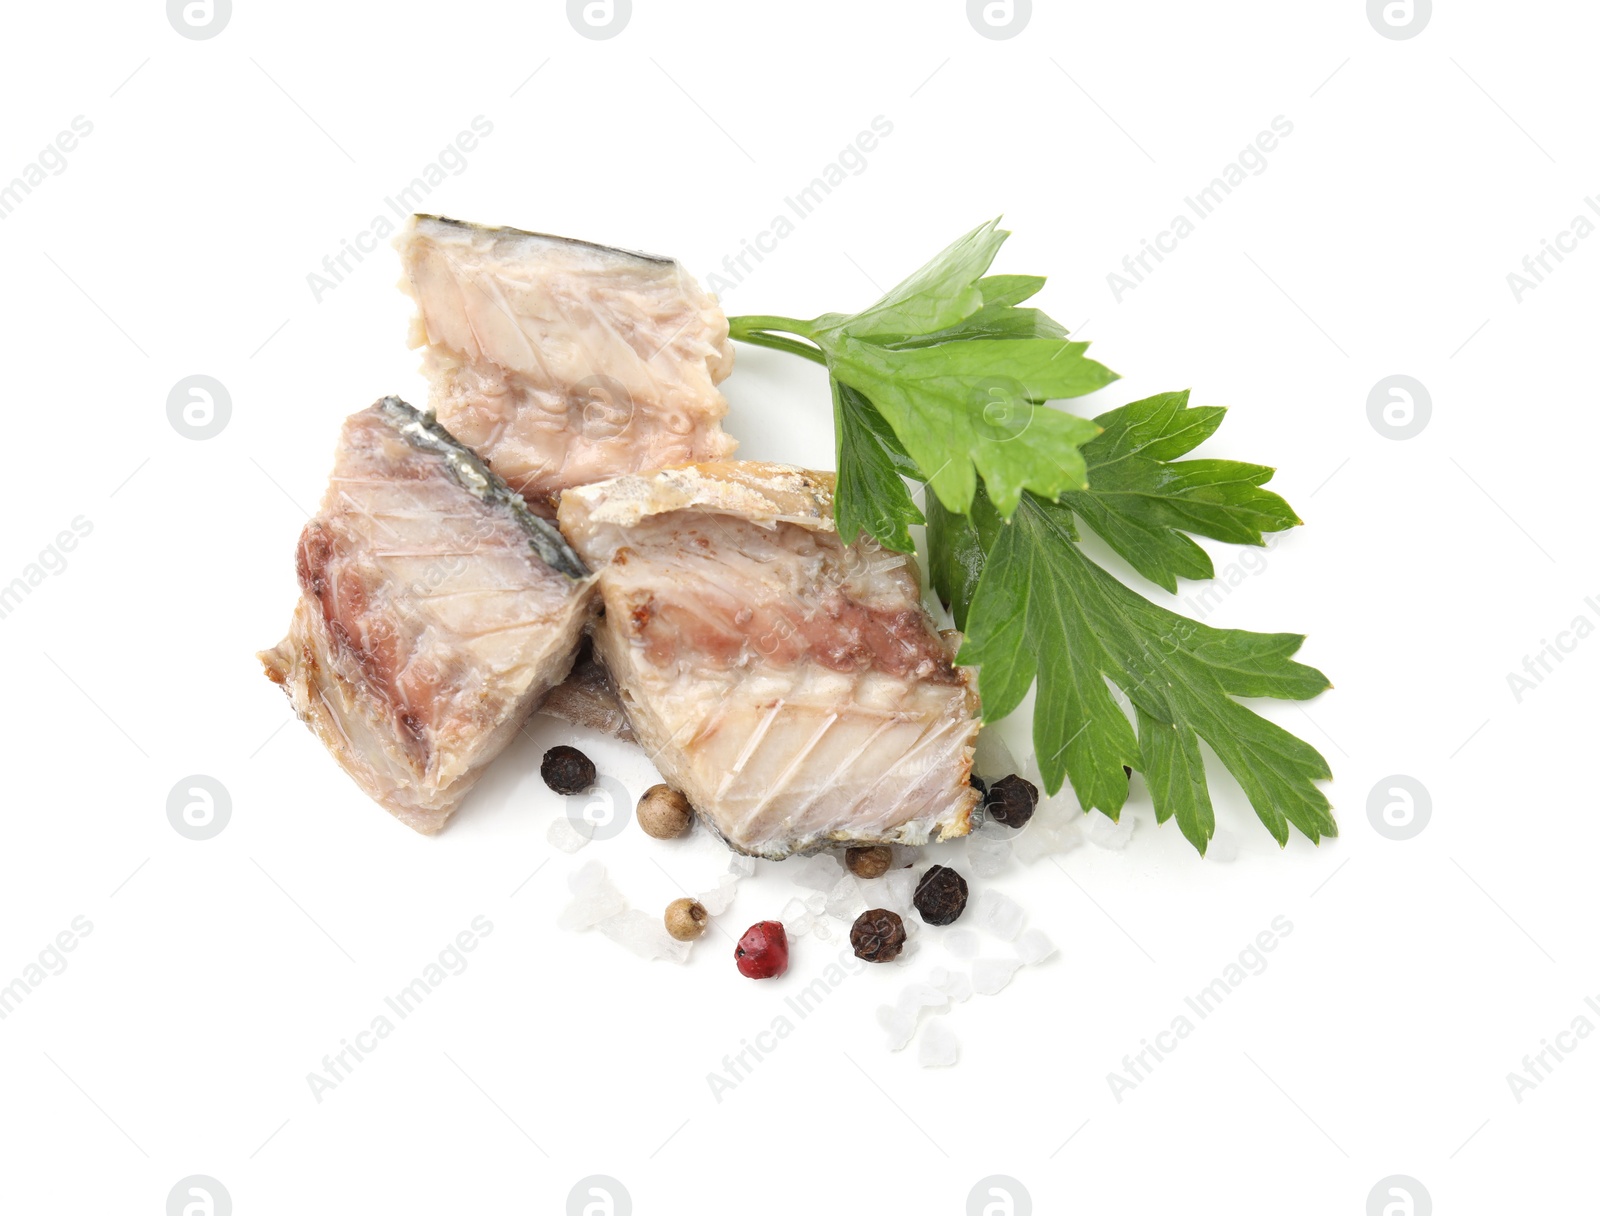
727 219 1115 530
726 223 1333 855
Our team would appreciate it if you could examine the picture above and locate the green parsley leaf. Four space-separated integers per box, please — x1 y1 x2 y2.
824 335 1109 518
727 219 1118 523
926 488 1002 630
838 218 1010 339
977 274 1047 307
1061 390 1302 593
832 379 923 553
957 491 1334 854
879 301 1070 347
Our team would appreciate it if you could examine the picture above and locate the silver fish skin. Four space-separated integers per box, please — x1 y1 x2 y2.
395 215 737 514
259 397 596 833
557 461 981 859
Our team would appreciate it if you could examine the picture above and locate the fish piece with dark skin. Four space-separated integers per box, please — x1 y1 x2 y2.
259 397 596 833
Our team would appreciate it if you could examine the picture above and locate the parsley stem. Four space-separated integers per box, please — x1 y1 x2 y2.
726 314 828 366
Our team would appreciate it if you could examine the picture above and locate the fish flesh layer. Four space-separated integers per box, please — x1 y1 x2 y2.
396 215 737 513
557 462 981 858
259 397 596 833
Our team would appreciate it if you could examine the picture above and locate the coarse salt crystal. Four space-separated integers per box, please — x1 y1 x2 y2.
825 874 865 921
557 863 627 931
945 928 981 959
696 876 739 916
918 1021 960 1068
970 835 1014 878
895 983 948 1017
877 1005 915 1052
1086 809 1135 850
547 814 592 854
883 868 918 910
599 909 691 964
972 956 1023 995
940 971 973 1003
1015 928 1058 965
792 853 841 890
1207 830 1239 863
1013 814 1084 864
974 889 1025 941
779 896 814 937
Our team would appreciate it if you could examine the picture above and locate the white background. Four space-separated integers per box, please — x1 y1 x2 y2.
0 1 1592 1212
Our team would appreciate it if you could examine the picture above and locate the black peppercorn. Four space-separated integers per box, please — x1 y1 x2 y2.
850 908 906 962
987 774 1038 828
912 865 968 926
540 745 595 795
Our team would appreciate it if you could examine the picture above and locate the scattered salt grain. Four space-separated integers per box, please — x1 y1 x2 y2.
945 928 981 959
1015 928 1058 966
970 835 1014 878
889 845 922 870
974 889 1025 941
547 814 592 854
780 896 814 938
599 909 691 963
825 874 866 921
918 1022 960 1068
1207 830 1239 864
878 1005 916 1051
940 970 973 1003
1086 809 1135 850
1012 813 1084 864
556 893 624 933
557 863 627 930
883 868 918 910
567 859 608 892
793 853 841 890
895 983 948 1017
972 956 1023 995
930 966 972 1003
856 876 889 909
696 876 739 916
727 852 757 878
